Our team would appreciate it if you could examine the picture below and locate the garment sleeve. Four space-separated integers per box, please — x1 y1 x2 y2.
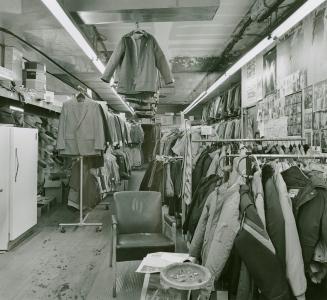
94 104 106 151
101 38 125 83
153 37 174 85
189 195 212 259
56 104 66 150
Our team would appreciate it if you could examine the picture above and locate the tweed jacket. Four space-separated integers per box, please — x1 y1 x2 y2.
101 31 173 95
56 98 105 156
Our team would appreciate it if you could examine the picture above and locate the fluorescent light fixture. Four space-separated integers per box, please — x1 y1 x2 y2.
183 0 327 114
41 0 106 74
183 91 207 114
10 106 24 113
41 0 134 113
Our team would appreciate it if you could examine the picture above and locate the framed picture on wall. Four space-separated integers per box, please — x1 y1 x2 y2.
263 47 277 97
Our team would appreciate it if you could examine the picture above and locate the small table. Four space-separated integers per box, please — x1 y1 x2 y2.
140 273 190 300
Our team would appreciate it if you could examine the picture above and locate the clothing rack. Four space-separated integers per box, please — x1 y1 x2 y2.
223 154 327 159
192 137 305 143
59 156 103 233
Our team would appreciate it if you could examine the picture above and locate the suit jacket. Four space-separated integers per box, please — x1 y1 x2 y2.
56 98 105 156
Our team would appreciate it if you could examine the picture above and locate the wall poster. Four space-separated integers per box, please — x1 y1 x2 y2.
263 47 277 97
242 55 263 107
285 92 302 136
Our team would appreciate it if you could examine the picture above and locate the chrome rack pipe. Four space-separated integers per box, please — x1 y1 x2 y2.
223 154 327 159
192 137 305 143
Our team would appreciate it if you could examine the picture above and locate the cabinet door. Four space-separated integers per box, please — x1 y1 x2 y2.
10 128 38 240
0 127 10 250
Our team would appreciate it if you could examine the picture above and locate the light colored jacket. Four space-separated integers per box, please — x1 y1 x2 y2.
189 180 241 298
56 98 105 156
101 31 173 94
274 171 307 299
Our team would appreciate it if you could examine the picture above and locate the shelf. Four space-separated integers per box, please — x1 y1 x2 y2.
0 86 62 114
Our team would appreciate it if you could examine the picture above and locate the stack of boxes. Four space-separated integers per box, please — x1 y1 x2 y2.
23 62 47 92
3 46 23 83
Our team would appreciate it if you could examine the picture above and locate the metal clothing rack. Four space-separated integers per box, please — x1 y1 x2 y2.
59 156 103 233
192 137 305 143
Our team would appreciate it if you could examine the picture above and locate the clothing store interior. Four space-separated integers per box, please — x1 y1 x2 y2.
1 0 327 299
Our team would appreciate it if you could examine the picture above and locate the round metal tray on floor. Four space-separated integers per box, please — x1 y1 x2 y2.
160 263 211 290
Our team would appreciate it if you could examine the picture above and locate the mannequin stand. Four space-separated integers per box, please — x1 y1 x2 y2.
59 156 103 233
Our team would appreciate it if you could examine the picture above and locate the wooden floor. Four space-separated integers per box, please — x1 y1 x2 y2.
0 170 149 300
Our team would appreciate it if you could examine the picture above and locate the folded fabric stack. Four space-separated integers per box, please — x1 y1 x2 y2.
125 93 159 118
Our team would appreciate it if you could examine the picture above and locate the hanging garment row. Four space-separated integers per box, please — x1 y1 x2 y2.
202 84 241 123
184 151 327 300
139 155 183 216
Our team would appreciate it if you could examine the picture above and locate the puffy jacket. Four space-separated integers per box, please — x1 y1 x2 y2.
262 165 287 271
274 171 307 299
281 167 327 269
101 31 173 95
189 180 241 298
235 185 291 300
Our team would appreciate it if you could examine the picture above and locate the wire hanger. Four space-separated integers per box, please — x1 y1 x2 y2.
133 22 145 35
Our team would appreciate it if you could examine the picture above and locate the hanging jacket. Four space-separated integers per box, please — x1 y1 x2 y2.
192 149 213 192
183 175 221 235
273 170 307 299
190 180 241 299
235 186 291 300
101 31 173 95
262 165 287 271
281 167 327 270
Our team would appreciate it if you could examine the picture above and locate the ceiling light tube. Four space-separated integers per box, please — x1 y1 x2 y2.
183 0 326 114
92 59 106 74
41 0 134 113
10 106 24 112
41 0 100 65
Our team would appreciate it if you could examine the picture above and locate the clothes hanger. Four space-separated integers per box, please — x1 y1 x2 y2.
133 22 145 35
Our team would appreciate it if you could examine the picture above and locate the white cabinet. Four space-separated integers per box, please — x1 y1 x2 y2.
0 127 38 250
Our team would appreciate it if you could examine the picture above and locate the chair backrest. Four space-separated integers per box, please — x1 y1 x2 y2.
113 191 162 234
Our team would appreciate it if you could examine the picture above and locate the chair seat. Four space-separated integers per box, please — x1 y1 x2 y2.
116 233 175 262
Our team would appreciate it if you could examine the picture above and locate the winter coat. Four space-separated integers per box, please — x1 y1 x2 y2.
183 175 221 235
101 31 173 95
273 171 307 298
235 184 291 300
281 167 327 269
262 165 287 271
189 180 241 298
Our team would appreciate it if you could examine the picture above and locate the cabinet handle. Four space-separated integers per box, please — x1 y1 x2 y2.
15 148 19 182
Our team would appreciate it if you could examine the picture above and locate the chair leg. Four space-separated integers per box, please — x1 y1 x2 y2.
109 235 113 267
112 256 117 297
112 226 117 297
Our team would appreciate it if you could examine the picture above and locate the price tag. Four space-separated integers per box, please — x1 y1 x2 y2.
288 189 300 199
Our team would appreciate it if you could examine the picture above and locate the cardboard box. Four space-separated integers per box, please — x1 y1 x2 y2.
24 79 46 91
4 46 23 83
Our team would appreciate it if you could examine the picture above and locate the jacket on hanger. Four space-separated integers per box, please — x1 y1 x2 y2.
56 98 105 156
189 180 241 298
235 185 291 300
101 31 173 95
281 167 327 269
